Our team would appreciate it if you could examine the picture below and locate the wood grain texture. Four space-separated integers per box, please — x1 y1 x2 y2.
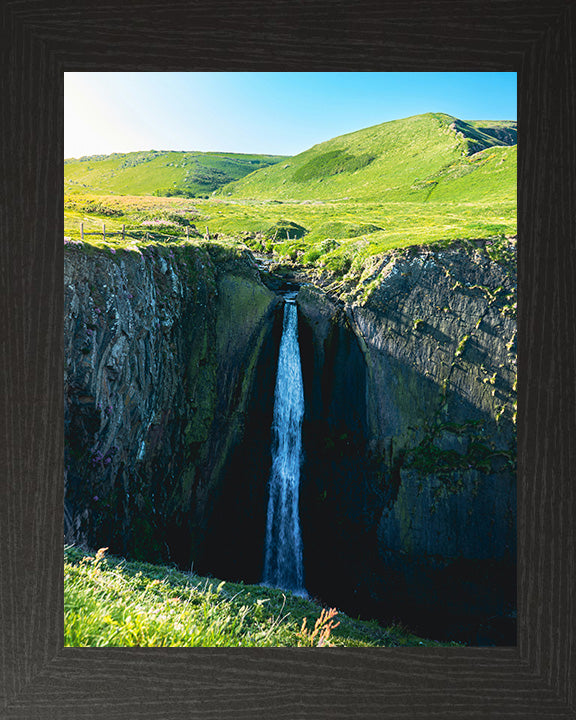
0 0 574 717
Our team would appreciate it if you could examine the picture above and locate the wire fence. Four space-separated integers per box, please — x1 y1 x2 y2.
77 222 210 244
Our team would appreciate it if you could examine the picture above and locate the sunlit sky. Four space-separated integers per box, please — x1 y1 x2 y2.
64 72 517 159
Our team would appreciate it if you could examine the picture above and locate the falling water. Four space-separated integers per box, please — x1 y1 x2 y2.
262 295 306 595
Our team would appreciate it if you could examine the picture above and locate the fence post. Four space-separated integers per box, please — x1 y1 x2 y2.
103 223 106 242
186 226 190 241
80 222 84 241
122 224 125 241
205 226 210 241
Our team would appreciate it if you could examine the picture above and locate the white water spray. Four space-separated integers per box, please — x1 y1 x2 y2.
262 296 306 595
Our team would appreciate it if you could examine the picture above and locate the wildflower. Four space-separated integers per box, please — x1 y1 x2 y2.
297 608 340 647
110 248 116 254
93 495 99 501
95 547 108 563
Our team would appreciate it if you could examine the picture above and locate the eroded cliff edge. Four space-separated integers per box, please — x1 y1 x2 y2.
64 241 277 565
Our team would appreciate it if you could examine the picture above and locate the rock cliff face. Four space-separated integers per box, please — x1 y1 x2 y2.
295 238 516 644
64 236 516 644
64 241 277 565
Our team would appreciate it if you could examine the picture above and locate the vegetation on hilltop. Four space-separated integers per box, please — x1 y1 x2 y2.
63 112 516 291
64 150 288 198
219 113 516 202
65 546 460 647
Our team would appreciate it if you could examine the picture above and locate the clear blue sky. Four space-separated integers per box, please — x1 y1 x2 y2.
64 72 516 159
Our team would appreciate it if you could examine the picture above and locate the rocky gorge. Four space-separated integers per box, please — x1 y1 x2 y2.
64 236 516 645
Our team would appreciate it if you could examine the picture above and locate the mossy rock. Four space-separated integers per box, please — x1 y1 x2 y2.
264 220 308 241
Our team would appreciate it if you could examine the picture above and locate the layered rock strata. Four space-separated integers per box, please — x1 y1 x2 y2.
64 241 276 565
295 238 516 643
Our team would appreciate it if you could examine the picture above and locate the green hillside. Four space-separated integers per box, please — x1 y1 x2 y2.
64 113 516 286
219 113 516 203
64 150 288 198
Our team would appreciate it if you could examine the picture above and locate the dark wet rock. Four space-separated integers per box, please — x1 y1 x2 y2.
64 242 277 566
295 238 516 643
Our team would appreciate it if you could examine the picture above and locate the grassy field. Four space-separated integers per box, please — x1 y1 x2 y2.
63 113 516 279
65 546 461 647
65 150 287 198
64 190 516 284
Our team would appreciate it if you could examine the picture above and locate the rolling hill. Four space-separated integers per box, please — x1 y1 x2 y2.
219 113 516 203
64 150 288 198
64 112 517 274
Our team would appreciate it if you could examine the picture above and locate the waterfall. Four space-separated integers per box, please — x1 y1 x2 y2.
262 296 306 596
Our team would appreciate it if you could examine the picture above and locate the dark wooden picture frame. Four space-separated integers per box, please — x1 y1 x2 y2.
1 1 574 717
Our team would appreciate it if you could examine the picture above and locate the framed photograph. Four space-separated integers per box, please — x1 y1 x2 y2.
1 1 574 717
